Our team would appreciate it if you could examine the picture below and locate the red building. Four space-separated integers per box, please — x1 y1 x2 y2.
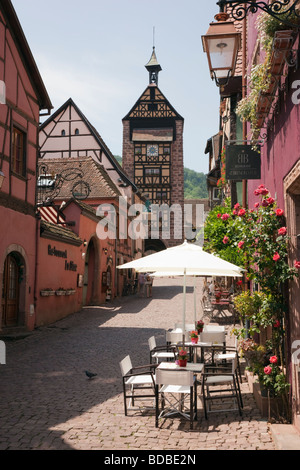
0 0 52 332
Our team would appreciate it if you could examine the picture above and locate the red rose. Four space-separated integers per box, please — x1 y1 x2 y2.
278 227 287 236
270 356 278 364
254 189 260 196
273 320 280 328
223 236 229 244
276 209 284 216
264 366 272 375
267 197 275 205
238 208 246 216
294 261 300 269
273 252 280 261
221 213 230 221
234 203 240 209
254 202 259 208
238 241 244 249
260 188 269 195
217 213 222 218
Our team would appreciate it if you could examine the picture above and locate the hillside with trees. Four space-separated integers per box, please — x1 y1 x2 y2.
114 156 208 199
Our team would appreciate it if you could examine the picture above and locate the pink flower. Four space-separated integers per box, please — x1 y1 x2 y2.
262 199 269 207
237 280 243 286
278 227 287 236
221 213 230 221
273 320 280 328
238 208 246 216
270 356 278 364
273 252 280 261
254 189 261 196
254 202 260 208
294 261 300 269
238 241 245 249
267 197 275 205
264 366 272 375
223 236 229 244
217 213 222 218
261 189 269 195
276 209 284 217
234 203 240 209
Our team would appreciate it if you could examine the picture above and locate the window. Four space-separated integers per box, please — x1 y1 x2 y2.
61 130 66 136
75 129 79 135
12 127 26 177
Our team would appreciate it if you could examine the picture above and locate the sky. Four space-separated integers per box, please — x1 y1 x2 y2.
12 0 222 174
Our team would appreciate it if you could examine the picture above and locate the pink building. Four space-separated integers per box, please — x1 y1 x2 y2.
246 11 300 431
0 0 52 332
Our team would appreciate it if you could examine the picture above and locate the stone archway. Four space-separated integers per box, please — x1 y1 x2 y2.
144 239 166 256
82 237 99 306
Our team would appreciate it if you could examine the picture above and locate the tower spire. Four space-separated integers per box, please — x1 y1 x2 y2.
145 46 162 85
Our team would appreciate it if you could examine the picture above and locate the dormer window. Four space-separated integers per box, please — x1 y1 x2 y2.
61 130 66 136
75 129 79 135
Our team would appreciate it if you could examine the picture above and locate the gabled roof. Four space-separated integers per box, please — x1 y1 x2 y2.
40 98 137 191
1 0 53 112
40 156 122 201
123 84 184 121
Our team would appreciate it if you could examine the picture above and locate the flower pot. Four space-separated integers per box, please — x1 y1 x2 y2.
178 359 187 367
40 290 55 297
197 328 203 334
215 298 220 303
55 290 66 296
191 337 198 344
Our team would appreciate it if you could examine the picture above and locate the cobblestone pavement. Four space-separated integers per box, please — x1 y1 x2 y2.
0 277 276 451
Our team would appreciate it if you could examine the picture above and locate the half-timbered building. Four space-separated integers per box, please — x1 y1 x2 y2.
122 48 185 251
0 0 52 332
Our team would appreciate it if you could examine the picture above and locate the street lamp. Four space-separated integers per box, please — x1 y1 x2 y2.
216 0 300 28
202 12 241 87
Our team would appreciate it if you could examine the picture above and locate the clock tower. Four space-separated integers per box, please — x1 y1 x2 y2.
122 48 184 250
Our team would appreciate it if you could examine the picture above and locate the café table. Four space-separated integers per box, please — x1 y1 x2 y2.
157 361 204 374
177 340 225 364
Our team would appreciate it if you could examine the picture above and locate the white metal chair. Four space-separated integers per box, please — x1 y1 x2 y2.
155 368 197 429
199 330 226 364
148 336 177 364
120 355 156 416
214 337 242 382
201 352 243 419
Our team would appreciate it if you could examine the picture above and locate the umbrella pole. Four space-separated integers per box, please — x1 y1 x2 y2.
182 268 186 347
193 276 196 326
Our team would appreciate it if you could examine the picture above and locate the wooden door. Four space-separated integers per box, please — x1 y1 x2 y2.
1 255 19 326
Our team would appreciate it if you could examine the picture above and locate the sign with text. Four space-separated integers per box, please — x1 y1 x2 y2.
226 145 261 180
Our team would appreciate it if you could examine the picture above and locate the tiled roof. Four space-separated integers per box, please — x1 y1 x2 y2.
40 157 121 201
40 220 82 245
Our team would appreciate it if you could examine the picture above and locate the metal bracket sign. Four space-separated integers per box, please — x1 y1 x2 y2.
226 145 261 180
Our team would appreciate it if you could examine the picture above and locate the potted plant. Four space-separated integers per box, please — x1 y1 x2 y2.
55 288 66 296
190 330 199 344
177 349 188 367
65 288 76 296
215 292 222 303
196 320 204 333
40 288 55 297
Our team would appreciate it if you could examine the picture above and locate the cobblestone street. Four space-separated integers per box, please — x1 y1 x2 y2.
0 277 276 451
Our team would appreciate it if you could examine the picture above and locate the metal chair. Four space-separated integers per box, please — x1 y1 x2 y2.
199 330 226 364
155 368 197 429
119 355 157 415
201 351 243 419
148 336 177 364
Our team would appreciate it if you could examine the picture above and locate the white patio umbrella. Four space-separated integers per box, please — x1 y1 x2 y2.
117 241 244 343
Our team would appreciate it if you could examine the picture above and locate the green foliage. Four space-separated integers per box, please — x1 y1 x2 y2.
204 184 299 401
184 168 208 199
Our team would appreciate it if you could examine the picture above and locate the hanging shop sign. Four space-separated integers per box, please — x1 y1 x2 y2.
226 145 261 180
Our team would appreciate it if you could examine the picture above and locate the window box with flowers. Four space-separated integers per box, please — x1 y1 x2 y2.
236 9 298 138
40 289 55 297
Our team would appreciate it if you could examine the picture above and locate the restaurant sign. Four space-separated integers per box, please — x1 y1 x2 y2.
226 145 261 180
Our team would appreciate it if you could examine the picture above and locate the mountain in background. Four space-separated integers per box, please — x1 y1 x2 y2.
114 156 208 199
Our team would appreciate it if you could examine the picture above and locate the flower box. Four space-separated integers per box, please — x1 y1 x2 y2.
65 289 76 296
253 382 285 418
55 289 66 296
40 290 55 297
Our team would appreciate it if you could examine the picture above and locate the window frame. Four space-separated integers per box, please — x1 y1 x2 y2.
11 125 27 178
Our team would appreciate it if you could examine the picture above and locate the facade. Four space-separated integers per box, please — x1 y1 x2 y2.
122 48 185 251
203 5 300 432
0 0 52 332
245 10 300 432
37 99 145 318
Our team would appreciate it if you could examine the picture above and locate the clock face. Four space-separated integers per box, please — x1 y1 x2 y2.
147 144 159 157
